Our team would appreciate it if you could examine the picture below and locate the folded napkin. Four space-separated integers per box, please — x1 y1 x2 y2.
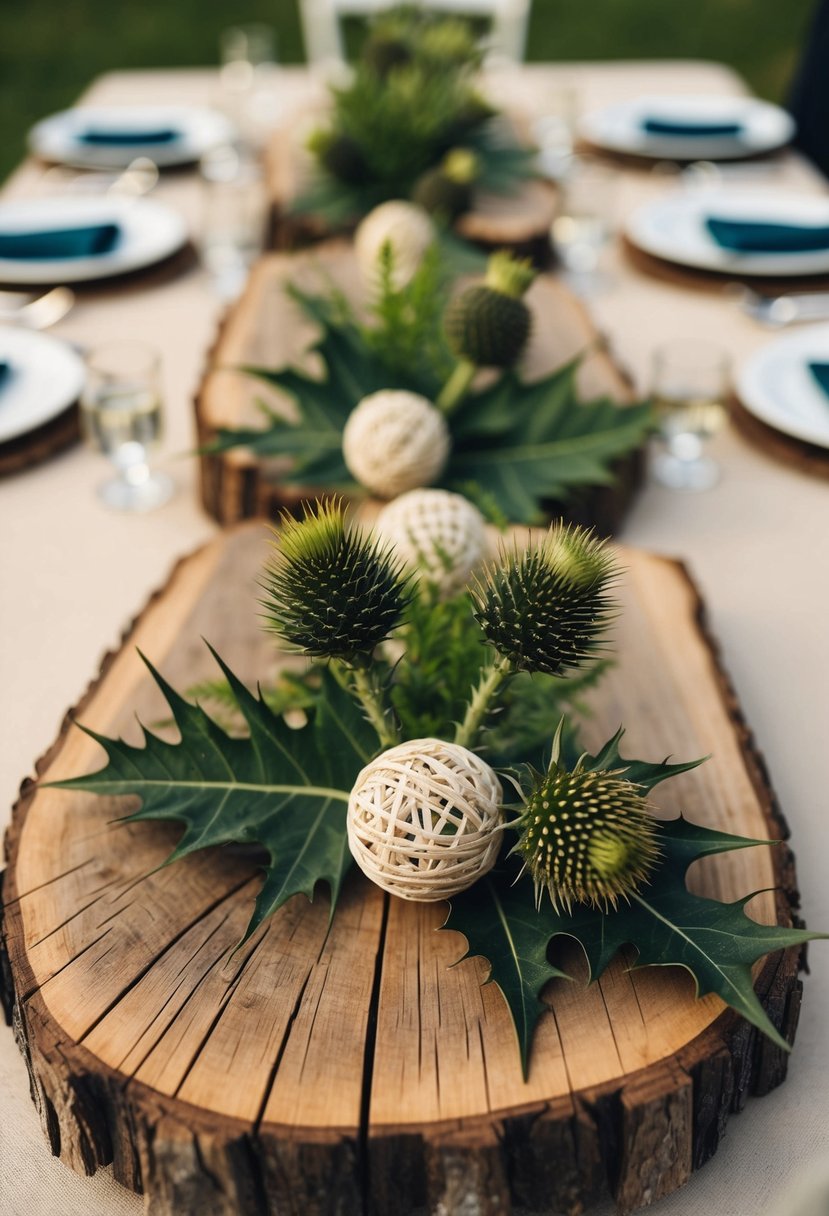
0 223 120 260
77 127 179 146
705 216 829 254
643 116 743 137
0 361 11 390
808 362 829 397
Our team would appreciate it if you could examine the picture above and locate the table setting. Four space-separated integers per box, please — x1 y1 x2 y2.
2 15 829 1216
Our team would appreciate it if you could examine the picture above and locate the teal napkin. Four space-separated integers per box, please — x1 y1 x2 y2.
0 224 121 260
78 127 179 146
706 217 829 253
808 362 829 397
643 117 742 137
0 361 10 389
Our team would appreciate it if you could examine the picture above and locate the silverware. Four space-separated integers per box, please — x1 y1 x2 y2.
735 286 829 327
0 286 75 330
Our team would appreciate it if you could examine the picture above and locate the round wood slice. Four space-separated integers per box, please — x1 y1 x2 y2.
1 524 804 1216
194 241 644 533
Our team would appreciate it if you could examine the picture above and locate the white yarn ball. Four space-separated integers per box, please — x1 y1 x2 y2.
342 390 450 500
354 201 435 291
375 489 488 599
347 738 503 902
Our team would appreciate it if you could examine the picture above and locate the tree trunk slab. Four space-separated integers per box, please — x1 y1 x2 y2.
194 241 644 533
1 524 804 1215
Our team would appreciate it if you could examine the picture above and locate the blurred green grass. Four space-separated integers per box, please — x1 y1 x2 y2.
0 0 815 183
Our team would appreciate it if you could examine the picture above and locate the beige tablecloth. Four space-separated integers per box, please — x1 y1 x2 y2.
1 64 828 1216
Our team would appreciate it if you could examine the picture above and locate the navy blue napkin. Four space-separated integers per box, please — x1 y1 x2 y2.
643 117 742 138
0 224 121 260
808 362 829 397
77 127 179 146
705 217 829 254
0 361 10 389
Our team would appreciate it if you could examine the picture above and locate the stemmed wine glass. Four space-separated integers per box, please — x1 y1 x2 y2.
81 340 174 511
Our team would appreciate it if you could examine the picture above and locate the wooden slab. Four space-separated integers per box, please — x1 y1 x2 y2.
265 115 556 261
1 523 805 1215
195 241 644 531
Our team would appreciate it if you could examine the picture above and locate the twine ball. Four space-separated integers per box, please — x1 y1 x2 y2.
342 390 450 499
347 738 503 901
375 488 488 599
354 201 435 290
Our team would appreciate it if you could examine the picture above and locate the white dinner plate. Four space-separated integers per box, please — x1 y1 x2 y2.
0 195 188 285
625 188 829 277
0 327 85 443
29 104 236 170
737 324 829 449
579 94 794 161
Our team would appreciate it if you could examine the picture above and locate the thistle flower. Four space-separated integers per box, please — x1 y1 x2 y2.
308 129 368 186
363 31 413 78
470 523 618 677
513 729 660 912
412 148 479 221
418 17 480 67
444 251 536 369
260 500 411 662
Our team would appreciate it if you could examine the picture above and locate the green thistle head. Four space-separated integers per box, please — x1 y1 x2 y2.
444 251 536 368
470 523 618 676
411 150 479 220
418 17 480 66
363 30 413 78
514 727 660 912
261 499 411 662
308 129 368 186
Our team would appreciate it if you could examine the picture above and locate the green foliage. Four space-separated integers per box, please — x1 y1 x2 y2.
48 651 379 943
363 243 455 390
445 767 822 1073
210 287 654 525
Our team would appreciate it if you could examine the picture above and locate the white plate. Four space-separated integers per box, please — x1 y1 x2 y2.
29 105 236 170
625 188 829 277
580 94 794 162
0 327 85 443
0 196 188 285
737 323 829 449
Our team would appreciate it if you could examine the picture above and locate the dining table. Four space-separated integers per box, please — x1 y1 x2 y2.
1 58 827 1216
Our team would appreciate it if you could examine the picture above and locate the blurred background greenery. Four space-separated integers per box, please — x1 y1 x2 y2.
0 0 815 182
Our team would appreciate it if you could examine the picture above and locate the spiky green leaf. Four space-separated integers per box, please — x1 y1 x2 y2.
47 647 378 942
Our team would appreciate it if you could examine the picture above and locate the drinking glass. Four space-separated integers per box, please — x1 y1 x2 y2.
533 83 578 182
218 24 278 149
199 146 267 300
81 341 173 511
551 156 617 282
650 340 730 491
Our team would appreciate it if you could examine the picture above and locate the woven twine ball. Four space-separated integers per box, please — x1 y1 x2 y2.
354 200 435 290
342 390 450 500
374 488 488 599
347 738 504 901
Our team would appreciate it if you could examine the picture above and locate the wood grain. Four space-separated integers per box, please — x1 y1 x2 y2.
194 241 644 532
0 523 806 1214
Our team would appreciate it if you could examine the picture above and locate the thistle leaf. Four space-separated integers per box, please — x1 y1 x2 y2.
47 648 378 942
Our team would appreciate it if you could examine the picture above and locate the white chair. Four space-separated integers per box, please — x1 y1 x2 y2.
300 0 531 71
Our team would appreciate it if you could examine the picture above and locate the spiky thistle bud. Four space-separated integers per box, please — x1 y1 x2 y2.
412 148 479 221
260 499 411 662
363 31 413 78
444 251 536 368
513 728 660 912
308 129 368 186
470 523 618 676
419 17 480 67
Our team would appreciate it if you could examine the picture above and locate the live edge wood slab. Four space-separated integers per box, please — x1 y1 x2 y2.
195 241 644 534
1 523 805 1216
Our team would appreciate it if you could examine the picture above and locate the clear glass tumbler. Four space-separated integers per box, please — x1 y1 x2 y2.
650 339 731 491
81 341 173 511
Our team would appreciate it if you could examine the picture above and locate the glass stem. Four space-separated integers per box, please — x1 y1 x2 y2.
454 654 513 750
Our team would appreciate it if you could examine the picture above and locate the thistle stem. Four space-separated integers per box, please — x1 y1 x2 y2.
454 654 513 750
437 358 477 415
349 660 400 749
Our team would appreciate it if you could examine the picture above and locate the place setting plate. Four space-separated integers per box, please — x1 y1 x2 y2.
579 93 794 162
0 325 85 475
625 188 829 278
29 104 236 171
737 322 829 451
0 194 188 286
